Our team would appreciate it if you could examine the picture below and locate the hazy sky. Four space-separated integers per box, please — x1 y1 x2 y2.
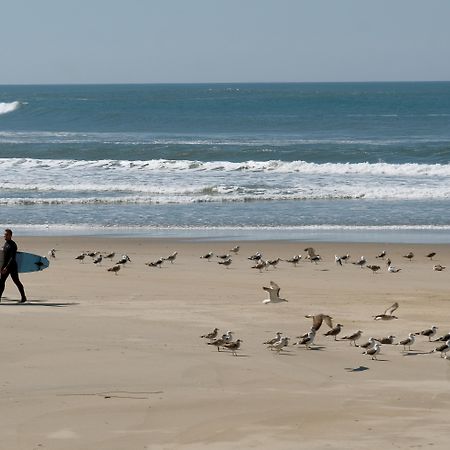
1 0 450 84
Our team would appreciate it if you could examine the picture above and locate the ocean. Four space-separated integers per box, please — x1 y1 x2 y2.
0 82 449 242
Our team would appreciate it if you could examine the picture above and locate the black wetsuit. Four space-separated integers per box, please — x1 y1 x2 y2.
0 239 26 301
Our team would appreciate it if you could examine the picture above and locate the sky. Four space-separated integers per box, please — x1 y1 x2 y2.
1 0 450 84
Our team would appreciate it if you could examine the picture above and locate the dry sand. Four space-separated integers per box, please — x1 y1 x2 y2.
1 237 449 449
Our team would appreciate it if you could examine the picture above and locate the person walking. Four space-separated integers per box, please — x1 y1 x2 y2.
0 229 27 303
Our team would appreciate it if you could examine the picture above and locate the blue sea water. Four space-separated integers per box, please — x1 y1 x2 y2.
0 82 449 242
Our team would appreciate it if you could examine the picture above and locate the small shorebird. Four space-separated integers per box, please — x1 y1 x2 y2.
107 264 121 275
285 255 301 266
352 256 366 268
366 264 381 274
341 330 363 346
229 245 240 254
426 252 436 260
218 258 232 268
415 326 438 341
262 281 288 304
363 342 381 360
223 339 243 356
305 314 334 331
403 251 414 261
397 333 415 351
324 323 343 341
200 327 219 340
200 252 214 261
433 264 446 272
430 340 450 358
164 251 178 264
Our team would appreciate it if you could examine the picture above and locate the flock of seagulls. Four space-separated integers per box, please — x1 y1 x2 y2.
200 299 450 361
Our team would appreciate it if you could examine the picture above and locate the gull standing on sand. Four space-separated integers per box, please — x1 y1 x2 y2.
376 335 396 345
223 339 243 356
229 245 240 254
252 260 267 272
294 330 316 349
218 258 232 268
164 251 178 264
201 327 219 340
363 342 381 360
263 332 283 345
104 251 115 259
433 264 446 272
146 257 164 268
340 254 350 263
262 281 288 304
107 264 121 275
93 254 103 265
387 265 401 273
271 336 290 353
353 256 366 268
430 340 450 358
335 255 343 266
324 323 343 340
376 250 386 259
48 249 56 258
267 258 281 269
397 333 415 351
248 251 263 261
434 332 450 342
341 330 363 346
415 326 438 341
403 251 414 261
75 253 86 263
359 337 377 349
426 252 436 260
366 264 381 274
285 255 301 266
200 252 214 261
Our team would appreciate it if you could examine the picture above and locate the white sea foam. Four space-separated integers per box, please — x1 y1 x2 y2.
0 101 20 115
1 157 450 177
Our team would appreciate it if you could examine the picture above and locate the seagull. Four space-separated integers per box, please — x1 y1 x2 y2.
376 335 396 345
271 336 290 353
363 342 381 360
376 250 386 259
248 252 262 261
75 253 86 263
305 314 333 331
285 255 301 266
366 265 381 274
341 330 363 346
267 258 281 269
262 281 288 304
304 247 317 259
324 324 343 340
359 337 377 349
387 265 401 273
386 258 392 267
48 249 56 258
200 252 214 261
164 251 178 264
415 326 438 341
252 260 268 272
216 253 231 260
373 302 399 320
93 254 103 265
208 334 228 352
403 251 414 261
218 258 232 268
263 331 283 345
294 330 316 349
107 264 121 275
229 245 240 254
146 257 164 268
397 333 415 351
116 255 131 265
340 254 350 263
352 256 366 268
200 327 219 340
433 264 446 272
335 255 343 266
430 339 450 358
309 255 322 264
426 252 436 260
223 339 243 356
104 251 115 259
434 332 450 342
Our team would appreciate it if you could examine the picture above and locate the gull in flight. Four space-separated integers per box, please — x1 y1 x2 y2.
262 281 288 304
305 314 333 331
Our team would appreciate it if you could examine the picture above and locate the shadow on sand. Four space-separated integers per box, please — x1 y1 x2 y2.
0 299 79 308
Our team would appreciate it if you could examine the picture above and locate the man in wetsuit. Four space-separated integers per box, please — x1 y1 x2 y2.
0 229 27 303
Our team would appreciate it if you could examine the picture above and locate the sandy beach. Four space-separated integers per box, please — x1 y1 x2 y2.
1 237 449 449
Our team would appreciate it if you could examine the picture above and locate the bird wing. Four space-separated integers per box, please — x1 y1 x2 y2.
384 302 399 315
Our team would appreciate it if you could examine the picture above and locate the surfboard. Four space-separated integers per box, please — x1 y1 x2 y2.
0 250 50 273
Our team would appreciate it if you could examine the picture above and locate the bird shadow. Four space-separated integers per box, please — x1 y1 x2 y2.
401 350 430 356
345 366 370 372
0 299 79 308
